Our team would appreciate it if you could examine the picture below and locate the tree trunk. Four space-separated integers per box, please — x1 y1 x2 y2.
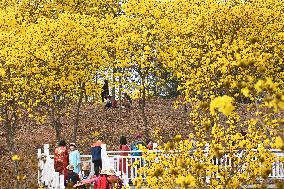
3 108 17 152
72 84 84 143
54 119 62 142
146 74 150 99
51 107 62 142
183 103 188 127
3 109 19 189
140 78 149 139
85 91 88 103
118 68 124 116
112 67 116 97
5 120 15 152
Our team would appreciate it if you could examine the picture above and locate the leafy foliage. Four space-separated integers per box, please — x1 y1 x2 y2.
0 0 283 188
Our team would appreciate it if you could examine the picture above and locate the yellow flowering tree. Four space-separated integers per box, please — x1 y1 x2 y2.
134 0 284 188
0 5 46 152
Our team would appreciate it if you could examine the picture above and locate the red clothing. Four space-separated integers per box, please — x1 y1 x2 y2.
119 145 130 174
94 175 108 189
147 143 153 150
54 146 69 179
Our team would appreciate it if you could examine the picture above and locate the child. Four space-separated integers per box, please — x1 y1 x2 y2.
69 143 81 174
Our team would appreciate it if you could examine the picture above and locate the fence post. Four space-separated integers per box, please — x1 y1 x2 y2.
204 143 211 184
59 174 65 189
153 143 158 150
101 143 108 170
37 148 42 185
54 172 59 189
44 144 50 157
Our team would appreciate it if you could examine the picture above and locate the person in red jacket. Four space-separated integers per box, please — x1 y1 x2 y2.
54 140 69 180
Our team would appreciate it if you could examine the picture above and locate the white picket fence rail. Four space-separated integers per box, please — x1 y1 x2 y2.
38 144 284 189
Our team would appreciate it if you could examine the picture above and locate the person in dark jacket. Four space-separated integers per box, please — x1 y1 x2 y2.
101 80 109 102
91 139 103 176
65 164 80 187
104 95 112 109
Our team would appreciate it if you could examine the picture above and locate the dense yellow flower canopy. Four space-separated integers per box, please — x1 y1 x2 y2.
0 0 283 188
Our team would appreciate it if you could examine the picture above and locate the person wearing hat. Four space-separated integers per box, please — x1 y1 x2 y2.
106 169 123 189
75 163 96 189
65 164 80 187
69 143 81 174
79 162 94 180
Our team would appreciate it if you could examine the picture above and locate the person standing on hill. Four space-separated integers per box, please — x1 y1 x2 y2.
105 95 112 109
111 96 118 108
54 140 69 180
69 143 81 174
124 93 132 105
101 80 109 102
91 138 103 176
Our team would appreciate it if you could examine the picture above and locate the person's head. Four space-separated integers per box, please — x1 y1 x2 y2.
134 133 142 140
40 153 47 162
100 169 108 175
82 162 91 174
146 139 152 145
106 169 116 176
58 140 66 147
120 136 127 145
69 143 76 151
95 136 104 143
67 164 74 172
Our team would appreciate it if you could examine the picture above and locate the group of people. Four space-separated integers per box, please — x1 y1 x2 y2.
101 80 132 109
52 134 153 188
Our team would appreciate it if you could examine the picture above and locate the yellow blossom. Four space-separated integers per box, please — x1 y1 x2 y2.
210 96 235 116
11 155 20 161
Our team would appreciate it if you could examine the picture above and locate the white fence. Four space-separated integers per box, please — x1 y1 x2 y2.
38 144 284 188
37 144 146 188
38 144 65 189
